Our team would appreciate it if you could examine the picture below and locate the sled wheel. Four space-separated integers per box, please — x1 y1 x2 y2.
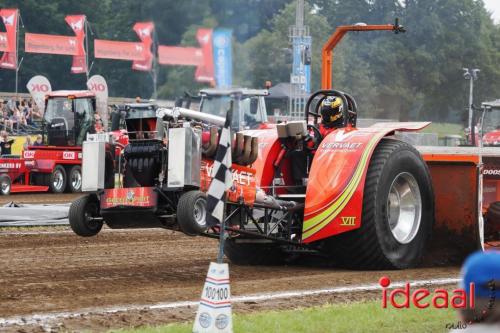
177 190 208 236
224 239 285 265
0 175 11 195
69 194 102 237
67 165 82 193
49 165 67 193
326 138 434 269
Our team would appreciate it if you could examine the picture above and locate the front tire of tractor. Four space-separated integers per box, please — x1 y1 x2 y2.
69 194 103 237
49 165 67 193
325 138 434 270
224 239 285 265
177 190 208 236
0 175 11 195
67 165 82 193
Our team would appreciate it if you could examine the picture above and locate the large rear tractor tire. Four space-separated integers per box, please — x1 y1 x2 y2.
49 165 67 193
177 190 208 236
0 175 11 195
224 239 285 265
325 138 434 269
69 194 103 237
66 165 82 193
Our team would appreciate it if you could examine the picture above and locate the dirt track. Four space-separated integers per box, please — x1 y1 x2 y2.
0 193 81 205
0 227 461 332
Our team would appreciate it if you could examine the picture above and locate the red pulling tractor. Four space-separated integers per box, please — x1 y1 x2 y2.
69 21 499 270
0 90 99 195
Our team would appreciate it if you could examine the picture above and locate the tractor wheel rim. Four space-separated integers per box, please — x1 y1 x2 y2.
386 172 422 244
53 170 64 190
71 170 82 191
85 203 98 229
193 197 207 227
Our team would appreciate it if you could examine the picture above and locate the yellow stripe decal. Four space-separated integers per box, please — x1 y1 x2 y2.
302 134 382 240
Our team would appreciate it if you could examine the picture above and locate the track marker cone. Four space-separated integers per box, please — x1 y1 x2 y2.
193 262 233 333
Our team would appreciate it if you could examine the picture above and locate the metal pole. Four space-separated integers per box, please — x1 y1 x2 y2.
15 11 20 95
217 194 227 264
85 18 89 81
15 57 23 95
468 74 474 130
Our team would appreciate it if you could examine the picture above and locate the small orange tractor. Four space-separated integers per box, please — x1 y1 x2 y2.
69 21 499 269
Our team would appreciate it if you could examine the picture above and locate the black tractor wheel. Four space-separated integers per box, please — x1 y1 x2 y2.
224 239 285 265
0 175 11 195
324 138 434 269
69 194 103 237
49 165 67 193
66 165 82 193
177 190 208 236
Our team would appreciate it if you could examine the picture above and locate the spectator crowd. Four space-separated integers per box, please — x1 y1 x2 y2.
0 96 43 134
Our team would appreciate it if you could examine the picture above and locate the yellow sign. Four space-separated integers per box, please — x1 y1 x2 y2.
340 216 356 226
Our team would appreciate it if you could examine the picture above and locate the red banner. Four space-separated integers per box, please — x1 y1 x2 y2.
94 21 154 71
94 40 145 60
25 34 80 55
157 28 214 84
195 28 215 84
158 46 202 66
24 15 86 74
0 9 18 70
65 15 87 74
132 22 154 71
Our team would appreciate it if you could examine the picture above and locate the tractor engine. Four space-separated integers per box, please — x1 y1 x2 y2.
123 140 164 187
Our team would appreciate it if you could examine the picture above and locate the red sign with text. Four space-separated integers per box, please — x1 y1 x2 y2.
24 15 86 74
100 187 157 209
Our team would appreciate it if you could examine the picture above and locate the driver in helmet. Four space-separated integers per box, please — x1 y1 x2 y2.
318 96 344 136
305 96 344 149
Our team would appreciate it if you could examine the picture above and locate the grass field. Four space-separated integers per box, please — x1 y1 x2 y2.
111 299 458 333
421 122 464 138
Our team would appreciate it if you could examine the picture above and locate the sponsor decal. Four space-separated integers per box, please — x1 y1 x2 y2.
483 168 500 176
321 142 363 150
204 163 253 186
0 162 21 169
340 216 356 226
62 151 76 160
198 312 211 328
101 187 156 208
23 150 36 159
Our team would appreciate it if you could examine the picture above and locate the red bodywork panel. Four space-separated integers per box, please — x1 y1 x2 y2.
239 129 281 187
23 146 82 173
201 159 257 206
0 157 49 193
302 122 430 243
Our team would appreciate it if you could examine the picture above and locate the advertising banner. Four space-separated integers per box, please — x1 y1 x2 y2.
212 29 233 88
195 28 215 84
65 15 87 74
0 9 18 70
26 75 52 114
25 33 80 55
94 40 145 61
158 46 202 66
132 22 154 71
86 75 109 129
24 15 87 74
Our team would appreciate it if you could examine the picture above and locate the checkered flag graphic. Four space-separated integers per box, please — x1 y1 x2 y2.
206 108 233 227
